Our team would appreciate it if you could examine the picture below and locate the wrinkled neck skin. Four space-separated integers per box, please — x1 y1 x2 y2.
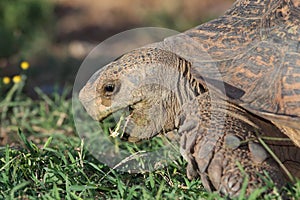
125 52 205 141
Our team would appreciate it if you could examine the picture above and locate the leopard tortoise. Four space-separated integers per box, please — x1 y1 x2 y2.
79 0 300 197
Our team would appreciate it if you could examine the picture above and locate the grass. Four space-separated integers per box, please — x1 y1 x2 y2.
0 131 207 199
0 82 300 199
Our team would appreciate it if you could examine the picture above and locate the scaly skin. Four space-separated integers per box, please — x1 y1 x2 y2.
79 48 205 141
178 92 299 196
79 48 300 197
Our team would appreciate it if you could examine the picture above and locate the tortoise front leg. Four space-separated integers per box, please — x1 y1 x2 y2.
177 93 287 197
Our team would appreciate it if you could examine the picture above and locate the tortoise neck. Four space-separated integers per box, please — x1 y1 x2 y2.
173 57 207 106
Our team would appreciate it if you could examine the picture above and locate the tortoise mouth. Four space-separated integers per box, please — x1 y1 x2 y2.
98 102 163 143
98 105 143 142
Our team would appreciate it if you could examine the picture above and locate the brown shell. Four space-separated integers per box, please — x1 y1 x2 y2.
162 0 300 145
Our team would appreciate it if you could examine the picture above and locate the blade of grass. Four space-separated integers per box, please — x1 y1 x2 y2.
18 129 38 153
43 136 53 149
9 181 30 199
34 87 55 106
257 136 294 182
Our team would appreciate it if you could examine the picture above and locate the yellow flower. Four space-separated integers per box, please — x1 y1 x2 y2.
3 76 11 84
20 61 30 70
12 75 22 83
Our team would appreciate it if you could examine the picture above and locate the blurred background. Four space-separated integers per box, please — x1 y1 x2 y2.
0 0 234 97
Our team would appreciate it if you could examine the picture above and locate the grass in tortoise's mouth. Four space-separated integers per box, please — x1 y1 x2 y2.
98 101 166 143
98 105 137 142
98 104 173 159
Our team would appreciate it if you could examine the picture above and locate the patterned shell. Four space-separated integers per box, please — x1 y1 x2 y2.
160 0 300 145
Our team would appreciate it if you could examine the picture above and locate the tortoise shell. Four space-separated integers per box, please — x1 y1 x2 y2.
161 0 300 146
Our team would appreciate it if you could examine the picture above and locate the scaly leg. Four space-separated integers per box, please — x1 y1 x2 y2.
177 93 290 197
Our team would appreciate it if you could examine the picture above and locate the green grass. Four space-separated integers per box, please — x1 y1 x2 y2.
0 82 300 199
0 131 208 199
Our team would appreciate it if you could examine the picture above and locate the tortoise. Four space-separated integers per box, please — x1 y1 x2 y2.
78 0 300 197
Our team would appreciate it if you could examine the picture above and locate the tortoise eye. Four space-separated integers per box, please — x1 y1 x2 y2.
104 84 115 93
99 80 120 97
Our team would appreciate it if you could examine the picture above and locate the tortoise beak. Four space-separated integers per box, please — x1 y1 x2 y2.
79 83 110 121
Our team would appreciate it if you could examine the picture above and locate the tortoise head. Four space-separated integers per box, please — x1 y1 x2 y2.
79 48 199 142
